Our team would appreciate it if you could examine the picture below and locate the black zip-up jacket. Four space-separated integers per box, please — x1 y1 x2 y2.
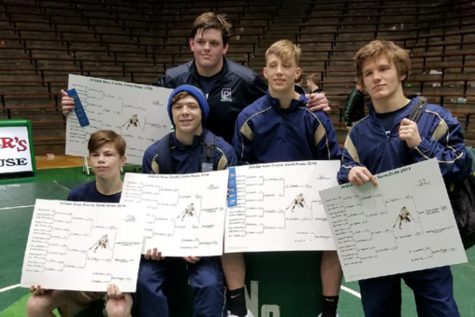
154 58 267 143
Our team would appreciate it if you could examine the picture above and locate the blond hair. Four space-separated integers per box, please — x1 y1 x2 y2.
265 39 301 65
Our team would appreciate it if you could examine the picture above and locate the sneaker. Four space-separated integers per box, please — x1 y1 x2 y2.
228 309 254 317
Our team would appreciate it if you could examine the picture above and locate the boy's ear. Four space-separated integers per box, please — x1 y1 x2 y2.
399 73 406 82
263 67 268 79
295 67 302 80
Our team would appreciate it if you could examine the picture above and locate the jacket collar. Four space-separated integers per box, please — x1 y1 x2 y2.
189 58 229 84
264 89 308 113
171 130 207 150
368 95 419 118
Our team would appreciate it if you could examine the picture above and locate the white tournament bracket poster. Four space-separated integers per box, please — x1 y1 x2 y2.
65 74 172 164
319 159 467 282
21 200 144 292
225 160 340 253
121 171 229 257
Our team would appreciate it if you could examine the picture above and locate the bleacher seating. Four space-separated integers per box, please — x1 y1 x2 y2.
1 0 474 153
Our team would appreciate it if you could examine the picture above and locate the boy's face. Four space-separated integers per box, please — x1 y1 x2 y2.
263 54 301 94
361 55 406 102
89 142 125 180
190 28 228 71
172 95 203 135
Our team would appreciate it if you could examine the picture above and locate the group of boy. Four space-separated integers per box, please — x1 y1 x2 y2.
26 10 472 317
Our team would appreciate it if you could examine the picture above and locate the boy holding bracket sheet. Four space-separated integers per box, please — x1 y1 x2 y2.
233 39 342 317
337 40 473 317
138 84 238 317
26 130 134 317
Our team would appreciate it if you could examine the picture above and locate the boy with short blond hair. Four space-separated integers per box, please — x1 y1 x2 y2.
233 39 342 317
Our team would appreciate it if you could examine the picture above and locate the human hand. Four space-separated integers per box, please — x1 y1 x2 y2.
29 285 49 296
348 166 378 187
107 283 125 299
182 256 200 264
60 89 75 116
306 92 331 112
144 248 164 261
399 118 421 149
106 284 132 317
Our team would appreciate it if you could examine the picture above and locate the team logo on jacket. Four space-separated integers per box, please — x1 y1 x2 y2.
221 88 232 102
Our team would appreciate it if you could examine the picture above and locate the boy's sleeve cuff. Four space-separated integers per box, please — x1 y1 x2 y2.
413 138 431 156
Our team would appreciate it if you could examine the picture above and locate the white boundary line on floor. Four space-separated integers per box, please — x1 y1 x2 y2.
0 285 363 297
0 284 21 293
0 205 34 212
0 181 71 212
341 285 361 299
52 180 72 192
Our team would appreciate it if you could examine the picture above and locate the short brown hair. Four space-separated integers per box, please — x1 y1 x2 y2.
307 73 320 85
88 130 126 157
354 40 410 87
172 91 192 105
190 12 232 45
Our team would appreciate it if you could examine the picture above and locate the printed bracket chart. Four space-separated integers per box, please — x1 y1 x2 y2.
320 159 467 282
121 171 229 257
21 200 145 292
225 160 340 253
65 74 172 165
